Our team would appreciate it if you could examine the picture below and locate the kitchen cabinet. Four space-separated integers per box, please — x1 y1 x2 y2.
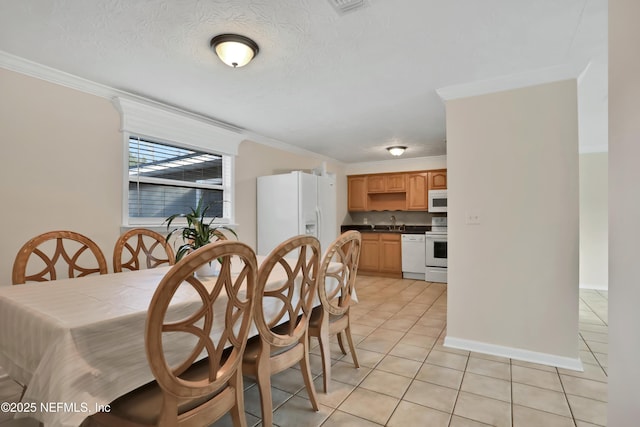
367 173 406 193
347 169 446 212
358 233 402 278
348 176 367 211
407 172 428 210
428 170 447 190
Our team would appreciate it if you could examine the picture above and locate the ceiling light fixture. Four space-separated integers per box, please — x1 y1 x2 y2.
210 34 259 68
387 146 407 156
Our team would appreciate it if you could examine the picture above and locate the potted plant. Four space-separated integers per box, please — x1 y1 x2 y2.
165 197 237 275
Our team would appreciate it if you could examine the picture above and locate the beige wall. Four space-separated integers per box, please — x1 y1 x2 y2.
445 80 580 364
609 0 640 423
579 152 608 289
234 140 346 250
0 68 346 283
0 68 123 281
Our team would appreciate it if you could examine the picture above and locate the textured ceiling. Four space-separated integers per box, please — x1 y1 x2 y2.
0 0 607 163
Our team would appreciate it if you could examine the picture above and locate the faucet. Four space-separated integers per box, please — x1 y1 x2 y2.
390 215 397 230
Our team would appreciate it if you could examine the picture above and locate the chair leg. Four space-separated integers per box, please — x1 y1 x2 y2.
255 348 274 427
344 324 360 368
300 332 319 411
317 317 332 393
230 369 248 427
336 332 347 355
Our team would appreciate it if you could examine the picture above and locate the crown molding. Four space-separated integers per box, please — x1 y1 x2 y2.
436 60 591 101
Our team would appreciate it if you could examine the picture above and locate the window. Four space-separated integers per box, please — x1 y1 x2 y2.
127 136 232 225
114 97 242 227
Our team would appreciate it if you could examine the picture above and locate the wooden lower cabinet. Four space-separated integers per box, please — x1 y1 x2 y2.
358 233 402 278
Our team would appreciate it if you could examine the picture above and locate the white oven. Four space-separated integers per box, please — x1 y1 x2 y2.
425 217 447 283
428 189 448 213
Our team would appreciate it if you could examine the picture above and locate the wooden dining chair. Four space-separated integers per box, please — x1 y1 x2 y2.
308 230 362 393
242 235 321 427
87 240 258 427
12 230 108 284
113 228 175 273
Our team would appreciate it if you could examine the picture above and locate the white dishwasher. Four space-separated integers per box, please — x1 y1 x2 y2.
401 234 426 280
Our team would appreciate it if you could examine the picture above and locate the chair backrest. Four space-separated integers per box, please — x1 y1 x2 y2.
113 228 175 273
145 240 257 412
12 230 108 284
318 231 362 316
254 235 320 348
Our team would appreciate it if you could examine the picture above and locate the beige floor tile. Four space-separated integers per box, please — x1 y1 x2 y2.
359 369 412 398
449 415 493 426
319 410 382 427
296 377 355 408
578 323 608 334
350 348 385 368
352 316 386 328
575 421 605 427
585 341 608 354
408 325 444 337
432 344 471 357
376 355 422 378
403 379 459 413
426 349 468 371
212 411 261 427
367 328 405 342
512 383 572 417
560 374 608 402
453 391 512 427
558 363 607 383
357 336 398 354
242 384 293 418
348 322 377 337
461 372 511 402
388 342 430 362
511 365 563 391
398 333 437 349
580 331 608 344
328 360 372 386
416 363 464 390
512 404 575 427
593 352 607 368
269 368 312 395
338 388 399 425
580 350 599 366
381 318 416 332
387 400 451 427
567 394 608 426
271 395 332 427
466 357 511 381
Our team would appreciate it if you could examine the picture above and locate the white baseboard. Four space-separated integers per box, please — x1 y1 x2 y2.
444 336 584 371
579 283 608 291
402 272 426 281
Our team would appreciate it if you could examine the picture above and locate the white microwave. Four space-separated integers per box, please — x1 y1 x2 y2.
428 190 448 212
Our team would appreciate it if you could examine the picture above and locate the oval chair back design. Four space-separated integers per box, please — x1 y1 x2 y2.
145 240 257 426
113 228 175 273
12 230 108 284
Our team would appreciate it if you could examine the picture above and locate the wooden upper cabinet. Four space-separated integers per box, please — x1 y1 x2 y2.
407 172 428 211
428 170 447 190
366 175 385 193
348 176 367 211
367 173 406 193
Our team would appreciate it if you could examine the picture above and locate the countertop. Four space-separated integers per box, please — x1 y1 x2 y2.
340 224 432 234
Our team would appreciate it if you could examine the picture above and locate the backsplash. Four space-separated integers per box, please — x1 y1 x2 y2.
348 211 445 226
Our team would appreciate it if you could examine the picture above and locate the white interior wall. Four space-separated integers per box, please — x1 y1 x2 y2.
609 0 640 423
579 152 608 290
444 80 581 368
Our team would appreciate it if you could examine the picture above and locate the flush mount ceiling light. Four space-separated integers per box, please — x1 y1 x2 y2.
210 34 259 68
387 146 407 156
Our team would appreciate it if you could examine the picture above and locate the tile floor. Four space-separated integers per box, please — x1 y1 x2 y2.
0 278 608 427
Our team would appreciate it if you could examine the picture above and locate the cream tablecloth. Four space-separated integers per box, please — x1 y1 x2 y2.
0 256 344 427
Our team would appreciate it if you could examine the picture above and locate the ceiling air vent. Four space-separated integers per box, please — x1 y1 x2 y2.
328 0 367 14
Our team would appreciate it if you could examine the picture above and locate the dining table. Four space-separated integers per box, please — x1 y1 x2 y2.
0 255 343 427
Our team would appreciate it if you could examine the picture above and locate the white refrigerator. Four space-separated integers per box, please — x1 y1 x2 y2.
257 171 337 256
